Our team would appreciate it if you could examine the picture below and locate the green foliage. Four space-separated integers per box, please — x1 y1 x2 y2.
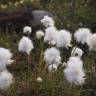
0 33 95 96
0 0 96 96
39 0 96 32
0 0 96 31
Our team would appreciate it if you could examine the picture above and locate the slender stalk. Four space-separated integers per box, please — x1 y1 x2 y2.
52 63 53 79
14 60 16 66
28 32 30 38
39 39 43 66
51 85 54 96
71 47 76 56
39 39 44 72
6 25 8 36
28 54 30 65
27 53 30 96
70 83 73 96
51 63 54 96
79 85 82 96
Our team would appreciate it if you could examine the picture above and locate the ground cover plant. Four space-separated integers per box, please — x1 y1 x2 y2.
0 0 96 96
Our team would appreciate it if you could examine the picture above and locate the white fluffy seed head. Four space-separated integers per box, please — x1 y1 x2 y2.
64 57 85 85
67 57 83 68
23 26 32 34
44 47 61 66
48 64 57 72
18 36 34 55
7 60 15 65
74 28 92 44
36 30 44 39
0 70 13 90
56 30 72 48
63 62 67 67
86 33 96 51
44 26 58 45
37 77 42 82
0 47 13 71
41 15 55 27
71 47 84 58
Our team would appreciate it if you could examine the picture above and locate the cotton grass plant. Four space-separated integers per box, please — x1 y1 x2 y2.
64 48 86 95
23 26 32 37
41 15 55 28
18 36 34 69
0 13 94 96
13 24 87 96
0 70 14 91
0 47 13 72
74 28 92 44
18 36 34 55
56 29 72 48
86 33 96 51
37 77 42 82
64 56 85 85
40 16 89 96
0 47 14 91
44 47 61 67
44 26 58 45
36 30 44 40
41 16 86 86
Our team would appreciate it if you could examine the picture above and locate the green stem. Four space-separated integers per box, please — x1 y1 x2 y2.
28 54 31 96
